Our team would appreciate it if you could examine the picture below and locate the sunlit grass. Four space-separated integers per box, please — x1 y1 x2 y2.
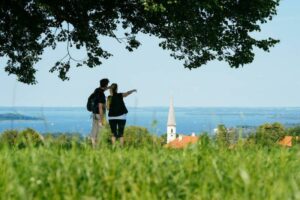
0 141 300 199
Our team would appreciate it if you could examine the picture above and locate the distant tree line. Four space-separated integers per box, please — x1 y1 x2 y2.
1 122 300 149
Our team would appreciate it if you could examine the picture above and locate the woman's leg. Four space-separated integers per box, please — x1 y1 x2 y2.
109 120 117 145
120 137 124 146
111 136 116 145
117 120 126 146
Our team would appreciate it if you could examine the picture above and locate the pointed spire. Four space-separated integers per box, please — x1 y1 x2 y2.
167 97 176 126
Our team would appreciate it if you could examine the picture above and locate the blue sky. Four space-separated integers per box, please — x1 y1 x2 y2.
1 0 300 107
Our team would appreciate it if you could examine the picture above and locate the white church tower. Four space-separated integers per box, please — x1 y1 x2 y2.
167 97 176 143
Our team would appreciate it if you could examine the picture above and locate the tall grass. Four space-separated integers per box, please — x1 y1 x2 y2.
0 141 300 199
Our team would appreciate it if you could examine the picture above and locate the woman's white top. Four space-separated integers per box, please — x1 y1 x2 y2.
108 114 127 120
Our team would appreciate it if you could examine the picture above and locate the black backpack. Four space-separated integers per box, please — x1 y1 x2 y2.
87 91 97 113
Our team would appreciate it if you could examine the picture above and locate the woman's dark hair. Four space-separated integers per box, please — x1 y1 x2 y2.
110 83 118 95
100 78 109 87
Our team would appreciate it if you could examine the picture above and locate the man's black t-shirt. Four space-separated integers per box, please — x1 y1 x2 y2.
93 88 106 114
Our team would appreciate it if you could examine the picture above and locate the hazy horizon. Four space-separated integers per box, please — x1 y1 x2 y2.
1 106 300 109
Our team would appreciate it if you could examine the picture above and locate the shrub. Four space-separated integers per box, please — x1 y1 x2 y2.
43 132 86 149
98 125 114 147
0 128 44 148
0 129 19 147
160 133 167 145
17 128 44 148
124 126 160 148
286 126 300 145
215 124 239 147
198 133 212 148
287 126 300 136
248 122 286 146
85 125 161 148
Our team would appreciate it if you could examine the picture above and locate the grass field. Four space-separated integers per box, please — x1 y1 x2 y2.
1 139 300 200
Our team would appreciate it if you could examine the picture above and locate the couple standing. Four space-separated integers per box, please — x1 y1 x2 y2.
91 78 137 147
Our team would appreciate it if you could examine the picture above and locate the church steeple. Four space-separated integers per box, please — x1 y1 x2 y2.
167 97 176 126
167 97 176 143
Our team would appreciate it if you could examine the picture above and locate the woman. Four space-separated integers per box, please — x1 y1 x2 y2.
107 83 137 146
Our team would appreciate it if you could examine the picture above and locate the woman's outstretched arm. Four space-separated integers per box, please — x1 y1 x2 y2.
122 89 137 97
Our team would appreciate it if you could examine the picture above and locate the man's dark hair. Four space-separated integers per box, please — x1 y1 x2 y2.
100 78 109 87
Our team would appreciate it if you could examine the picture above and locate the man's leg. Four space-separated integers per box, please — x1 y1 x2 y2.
91 114 100 148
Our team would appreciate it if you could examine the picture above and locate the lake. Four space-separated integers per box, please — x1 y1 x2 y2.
0 107 300 135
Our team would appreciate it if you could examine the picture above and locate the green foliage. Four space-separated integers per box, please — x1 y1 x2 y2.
0 139 299 199
160 133 167 145
17 128 44 148
0 129 19 147
92 125 162 148
287 126 300 145
0 0 280 84
248 122 286 146
0 127 300 199
124 126 161 148
287 126 300 136
215 124 239 147
98 125 114 148
43 133 85 149
0 128 43 148
198 132 212 148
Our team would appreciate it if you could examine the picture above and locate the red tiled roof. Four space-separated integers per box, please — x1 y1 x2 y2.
279 136 299 147
279 136 293 147
166 136 199 149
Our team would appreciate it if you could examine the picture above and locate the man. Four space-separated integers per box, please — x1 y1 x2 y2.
91 78 110 148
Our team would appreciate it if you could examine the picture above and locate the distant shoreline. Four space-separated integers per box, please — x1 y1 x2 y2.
1 107 300 135
1 106 300 109
0 113 43 121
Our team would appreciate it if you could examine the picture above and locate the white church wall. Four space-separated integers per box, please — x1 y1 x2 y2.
167 126 176 143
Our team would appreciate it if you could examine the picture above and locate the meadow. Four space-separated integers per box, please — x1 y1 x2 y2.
0 126 300 200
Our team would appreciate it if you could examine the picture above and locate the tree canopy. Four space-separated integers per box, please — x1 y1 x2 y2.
0 0 280 84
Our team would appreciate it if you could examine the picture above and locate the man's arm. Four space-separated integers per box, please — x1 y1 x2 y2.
98 103 104 126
